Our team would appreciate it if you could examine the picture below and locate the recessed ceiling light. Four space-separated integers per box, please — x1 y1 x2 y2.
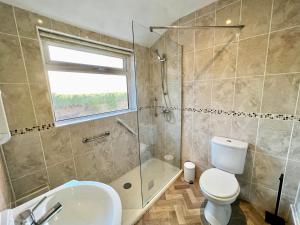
226 19 232 25
37 19 43 24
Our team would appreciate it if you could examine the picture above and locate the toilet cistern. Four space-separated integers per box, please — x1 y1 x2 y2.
199 137 248 225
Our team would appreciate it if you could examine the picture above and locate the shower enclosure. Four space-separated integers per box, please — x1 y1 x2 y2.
133 22 182 206
109 21 182 225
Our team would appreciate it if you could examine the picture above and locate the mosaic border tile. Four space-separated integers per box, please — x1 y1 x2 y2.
139 106 300 121
9 107 300 137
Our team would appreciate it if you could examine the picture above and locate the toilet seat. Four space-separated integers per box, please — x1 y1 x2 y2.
200 168 239 199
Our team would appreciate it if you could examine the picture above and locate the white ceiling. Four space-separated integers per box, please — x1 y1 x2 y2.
1 0 215 46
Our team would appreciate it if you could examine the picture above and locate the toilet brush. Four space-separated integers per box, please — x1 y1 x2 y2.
265 173 285 225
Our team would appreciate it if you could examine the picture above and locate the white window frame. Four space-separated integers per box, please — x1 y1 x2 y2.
38 27 136 127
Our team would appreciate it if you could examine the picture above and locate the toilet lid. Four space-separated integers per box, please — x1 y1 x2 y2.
200 168 239 198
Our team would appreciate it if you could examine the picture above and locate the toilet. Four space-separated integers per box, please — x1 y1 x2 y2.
199 136 248 225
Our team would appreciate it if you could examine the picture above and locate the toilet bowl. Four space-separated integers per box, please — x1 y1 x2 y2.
198 137 248 225
200 168 240 225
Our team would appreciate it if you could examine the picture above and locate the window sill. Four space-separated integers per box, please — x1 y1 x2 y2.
54 108 137 127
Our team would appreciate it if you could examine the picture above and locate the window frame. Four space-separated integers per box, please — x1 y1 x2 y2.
38 28 136 126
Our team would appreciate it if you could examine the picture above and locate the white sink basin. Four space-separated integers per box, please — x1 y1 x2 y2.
0 181 122 225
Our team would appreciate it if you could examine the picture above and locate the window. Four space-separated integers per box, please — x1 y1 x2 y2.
39 29 135 126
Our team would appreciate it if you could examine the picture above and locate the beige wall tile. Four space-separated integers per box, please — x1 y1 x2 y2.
192 113 210 168
0 84 36 129
289 121 300 161
194 80 212 108
252 152 286 189
12 169 48 200
165 29 179 57
212 79 234 110
256 119 293 157
196 3 215 18
40 127 73 166
194 48 213 80
182 52 194 82
0 33 26 83
30 83 53 125
261 74 300 114
182 82 193 108
166 56 179 82
279 194 295 219
236 150 253 182
0 152 13 210
14 7 51 39
267 27 300 74
195 13 215 50
179 21 195 53
69 121 97 155
283 160 300 198
168 82 181 107
94 138 113 181
212 43 237 78
75 151 99 180
234 77 263 113
237 35 268 76
48 160 76 188
238 180 251 201
215 1 241 45
271 0 300 31
216 0 239 10
179 12 195 25
52 20 80 36
2 132 45 179
249 183 277 217
0 2 17 35
182 112 193 163
21 38 46 84
210 114 232 137
112 133 139 177
240 0 272 39
231 117 258 146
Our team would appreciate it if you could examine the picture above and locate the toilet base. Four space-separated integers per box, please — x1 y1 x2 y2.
204 201 232 225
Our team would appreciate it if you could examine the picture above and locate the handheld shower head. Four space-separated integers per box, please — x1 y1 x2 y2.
155 49 166 62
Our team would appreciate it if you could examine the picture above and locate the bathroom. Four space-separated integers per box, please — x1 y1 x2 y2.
0 0 299 224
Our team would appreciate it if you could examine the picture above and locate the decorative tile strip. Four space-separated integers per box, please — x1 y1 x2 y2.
9 107 300 137
10 123 55 137
140 106 300 121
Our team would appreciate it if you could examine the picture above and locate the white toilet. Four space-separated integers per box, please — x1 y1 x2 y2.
199 136 248 225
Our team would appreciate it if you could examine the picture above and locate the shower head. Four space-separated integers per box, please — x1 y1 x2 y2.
155 49 166 62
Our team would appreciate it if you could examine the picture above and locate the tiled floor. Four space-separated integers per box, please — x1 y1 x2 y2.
136 176 267 225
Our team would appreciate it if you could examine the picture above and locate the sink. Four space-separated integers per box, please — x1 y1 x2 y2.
0 181 122 225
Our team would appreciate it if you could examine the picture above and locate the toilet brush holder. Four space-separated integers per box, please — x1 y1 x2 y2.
265 173 285 225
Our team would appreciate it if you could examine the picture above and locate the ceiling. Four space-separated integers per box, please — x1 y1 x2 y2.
1 0 215 46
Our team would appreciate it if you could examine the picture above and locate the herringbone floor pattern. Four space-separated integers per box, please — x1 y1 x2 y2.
136 176 267 225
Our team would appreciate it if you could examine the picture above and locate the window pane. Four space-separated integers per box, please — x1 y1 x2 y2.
48 71 128 121
48 45 124 69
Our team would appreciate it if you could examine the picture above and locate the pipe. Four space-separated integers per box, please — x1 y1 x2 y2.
149 25 245 32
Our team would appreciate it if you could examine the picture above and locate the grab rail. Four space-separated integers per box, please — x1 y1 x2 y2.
82 131 110 143
116 118 137 136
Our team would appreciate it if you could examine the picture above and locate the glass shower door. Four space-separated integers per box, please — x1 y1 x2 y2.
133 21 182 206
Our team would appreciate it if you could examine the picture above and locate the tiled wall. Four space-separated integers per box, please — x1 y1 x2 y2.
0 147 12 210
177 0 300 219
146 29 182 167
0 1 149 207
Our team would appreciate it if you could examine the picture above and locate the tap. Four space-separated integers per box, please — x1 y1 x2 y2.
36 202 62 225
15 196 63 225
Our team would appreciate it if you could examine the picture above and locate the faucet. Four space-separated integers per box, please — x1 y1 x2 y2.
15 196 63 225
